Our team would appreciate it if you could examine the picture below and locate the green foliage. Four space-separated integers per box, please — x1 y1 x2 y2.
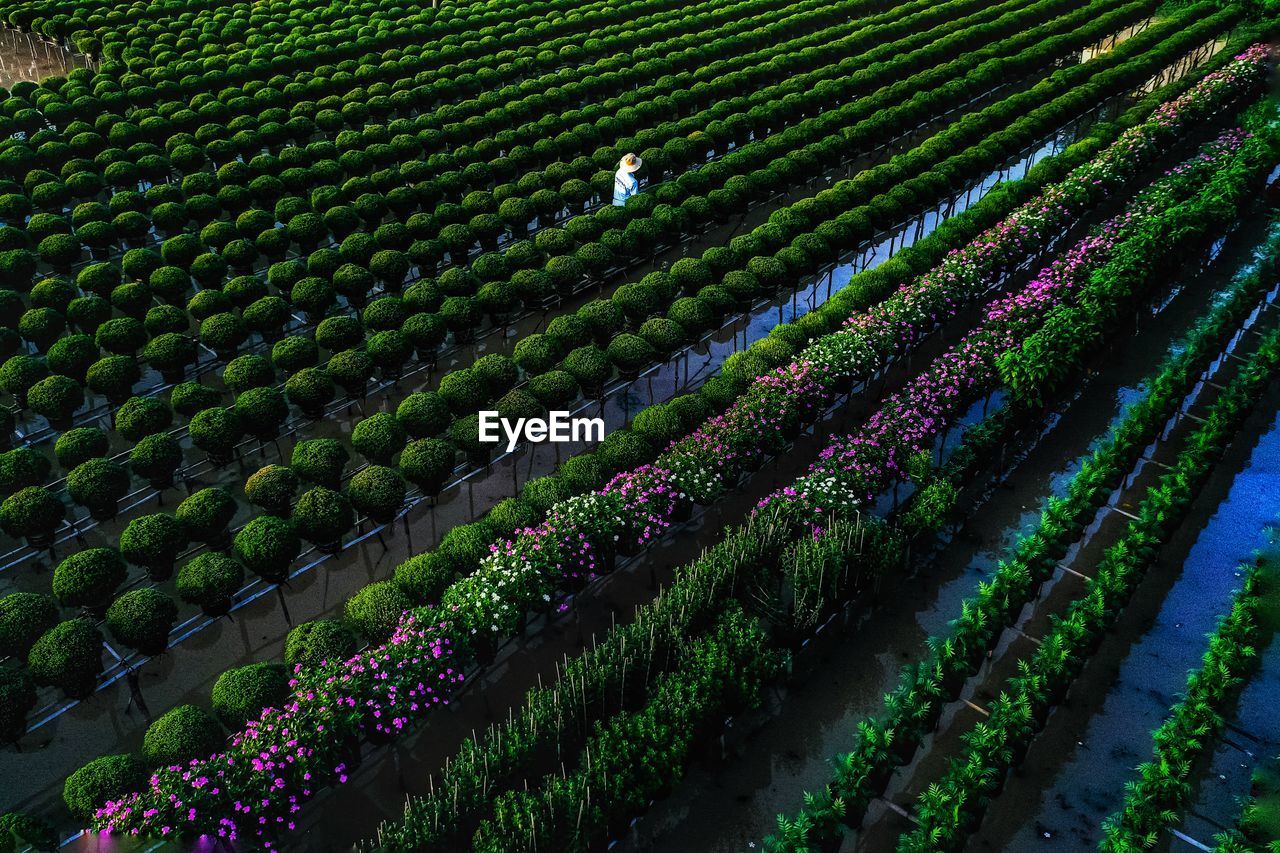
285 619 358 668
63 754 147 822
211 662 290 729
105 588 178 655
344 580 411 642
142 704 223 768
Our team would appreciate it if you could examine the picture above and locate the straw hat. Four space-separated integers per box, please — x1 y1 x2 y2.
618 153 642 173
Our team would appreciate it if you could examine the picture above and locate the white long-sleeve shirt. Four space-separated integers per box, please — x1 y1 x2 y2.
612 169 638 206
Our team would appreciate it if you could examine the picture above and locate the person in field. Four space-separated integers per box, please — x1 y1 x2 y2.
613 152 642 206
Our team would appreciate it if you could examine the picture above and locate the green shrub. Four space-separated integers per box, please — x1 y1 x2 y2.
557 454 606 493
0 486 64 543
84 355 140 403
210 662 289 729
596 430 652 473
45 334 98 382
271 335 319 374
235 387 289 439
222 354 273 395
291 438 349 488
284 367 336 415
233 516 300 581
169 381 221 417
141 704 222 767
175 487 237 543
0 668 35 744
62 754 147 822
284 619 357 669
0 447 50 495
393 551 456 604
606 333 655 374
51 548 126 608
95 317 147 355
175 553 244 615
327 349 373 395
0 355 48 405
352 411 407 464
561 345 608 391
344 580 410 642
105 587 177 655
639 317 685 355
315 315 363 352
115 396 173 443
129 433 183 487
292 486 355 546
631 404 684 446
143 332 197 375
28 617 103 699
528 370 578 407
119 513 189 579
400 438 455 494
66 457 129 518
396 391 451 438
0 592 57 658
26 374 82 423
347 465 406 523
437 369 485 415
189 406 243 459
244 464 299 515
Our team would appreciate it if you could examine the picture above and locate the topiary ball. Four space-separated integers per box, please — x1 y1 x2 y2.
62 754 147 822
175 552 244 616
284 619 358 669
344 580 411 642
210 662 289 729
141 704 223 768
105 587 177 656
27 617 103 699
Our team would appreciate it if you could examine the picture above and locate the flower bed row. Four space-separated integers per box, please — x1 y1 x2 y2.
894 319 1280 853
1098 546 1277 851
81 54 1274 845
764 219 1280 851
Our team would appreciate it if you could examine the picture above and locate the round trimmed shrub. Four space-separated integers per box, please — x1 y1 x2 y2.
0 592 57 658
95 317 147 355
28 617 103 699
561 345 609 392
327 349 373 396
115 396 172 443
0 486 64 544
105 588 177 655
66 457 129 519
129 433 183 488
347 465 406 523
244 464 298 515
292 486 354 548
175 487 237 543
0 447 50 494
175 553 244 616
0 667 35 745
45 334 98 382
528 370 578 408
0 355 48 405
119 513 189 580
605 333 655 375
393 551 456 604
210 662 289 729
233 516 299 582
315 315 363 352
284 619 358 669
344 580 410 642
271 335 320 373
188 406 243 460
141 704 222 767
400 438 456 495
596 430 653 473
291 438 349 488
85 354 140 403
396 391 451 439
513 334 559 375
62 754 146 822
437 369 485 415
199 312 248 355
234 386 289 439
143 332 197 376
27 374 83 424
639 317 685 355
285 366 336 416
222 354 273 395
169 381 221 417
51 548 126 609
351 411 407 464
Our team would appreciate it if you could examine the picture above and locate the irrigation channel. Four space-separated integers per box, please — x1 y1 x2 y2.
2 17 1217 829
599 166 1280 853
